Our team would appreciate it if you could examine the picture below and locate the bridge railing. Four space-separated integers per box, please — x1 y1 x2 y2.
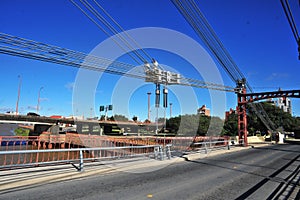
0 145 165 171
193 138 244 150
0 134 237 170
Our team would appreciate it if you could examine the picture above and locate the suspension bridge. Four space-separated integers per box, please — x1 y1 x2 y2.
1 0 299 145
0 1 300 199
0 0 299 173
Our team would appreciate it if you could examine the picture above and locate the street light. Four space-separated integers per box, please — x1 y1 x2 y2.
147 92 151 121
15 75 22 115
37 87 43 114
170 103 173 118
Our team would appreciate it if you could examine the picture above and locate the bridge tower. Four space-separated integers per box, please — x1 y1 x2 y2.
236 82 300 146
236 79 248 146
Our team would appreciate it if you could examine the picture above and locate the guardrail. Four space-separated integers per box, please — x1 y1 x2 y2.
0 145 169 171
192 139 245 154
0 135 243 171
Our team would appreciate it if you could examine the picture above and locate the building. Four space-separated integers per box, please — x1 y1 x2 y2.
197 105 210 116
266 88 292 115
225 108 236 120
275 97 292 114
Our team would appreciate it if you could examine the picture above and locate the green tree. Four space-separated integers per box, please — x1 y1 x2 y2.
207 116 224 136
100 115 105 121
165 114 224 136
248 102 298 133
223 113 238 136
166 115 181 133
132 116 138 122
14 127 30 136
223 102 300 136
197 115 210 136
112 114 129 121
176 114 200 136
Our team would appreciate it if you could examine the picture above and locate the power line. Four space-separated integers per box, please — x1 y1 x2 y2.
69 0 142 65
70 0 159 67
281 0 300 42
0 32 236 92
280 0 300 60
91 0 153 62
171 0 277 131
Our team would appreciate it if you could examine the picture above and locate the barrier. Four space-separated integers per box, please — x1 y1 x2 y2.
0 134 232 170
0 145 163 171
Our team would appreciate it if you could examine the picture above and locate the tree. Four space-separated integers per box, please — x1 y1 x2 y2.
223 102 300 136
165 114 224 136
247 102 298 133
176 114 200 136
112 114 129 122
100 115 105 121
14 127 30 136
132 116 138 122
223 113 238 136
166 115 181 133
144 119 151 123
207 116 224 136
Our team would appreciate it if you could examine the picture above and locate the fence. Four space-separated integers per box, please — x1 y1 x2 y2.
0 145 168 171
192 138 245 154
0 134 236 171
0 135 232 151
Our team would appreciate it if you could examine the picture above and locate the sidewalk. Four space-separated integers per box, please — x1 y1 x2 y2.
0 143 271 193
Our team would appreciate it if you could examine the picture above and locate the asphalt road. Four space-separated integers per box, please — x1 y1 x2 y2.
1 144 299 200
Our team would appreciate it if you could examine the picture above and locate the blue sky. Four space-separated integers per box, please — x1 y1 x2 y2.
0 0 299 121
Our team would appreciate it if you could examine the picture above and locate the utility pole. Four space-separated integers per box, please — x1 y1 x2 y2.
37 86 43 114
155 84 160 134
15 75 22 115
147 92 151 121
90 108 93 118
169 103 173 118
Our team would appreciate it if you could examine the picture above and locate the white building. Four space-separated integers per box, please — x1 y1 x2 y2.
275 97 292 114
266 88 292 115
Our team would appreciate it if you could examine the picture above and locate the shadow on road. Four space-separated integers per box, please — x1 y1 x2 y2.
184 145 300 200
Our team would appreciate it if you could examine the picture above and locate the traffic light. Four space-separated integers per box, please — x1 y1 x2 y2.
108 105 113 110
99 106 104 112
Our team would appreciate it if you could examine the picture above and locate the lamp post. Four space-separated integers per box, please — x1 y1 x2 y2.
15 75 22 115
169 103 173 118
147 92 151 121
37 87 43 114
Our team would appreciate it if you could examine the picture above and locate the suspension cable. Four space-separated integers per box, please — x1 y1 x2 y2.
172 0 277 131
91 0 153 62
280 0 300 42
70 0 142 65
0 32 235 92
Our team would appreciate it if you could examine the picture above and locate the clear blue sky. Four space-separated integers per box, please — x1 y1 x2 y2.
0 0 299 121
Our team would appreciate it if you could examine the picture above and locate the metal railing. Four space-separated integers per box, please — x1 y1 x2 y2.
0 135 243 171
0 145 169 171
192 139 245 154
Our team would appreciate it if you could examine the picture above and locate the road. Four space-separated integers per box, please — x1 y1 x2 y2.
1 144 299 200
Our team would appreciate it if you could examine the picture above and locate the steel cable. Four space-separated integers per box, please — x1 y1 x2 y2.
0 32 235 92
172 0 277 131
